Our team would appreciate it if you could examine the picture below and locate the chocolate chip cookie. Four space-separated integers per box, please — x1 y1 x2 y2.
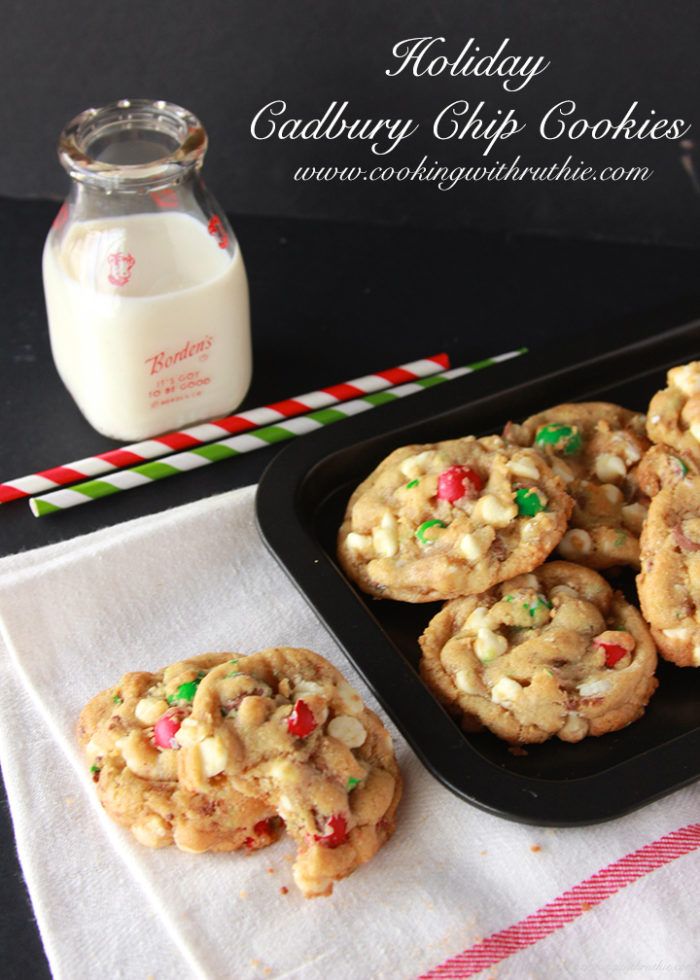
78 654 280 852
419 562 658 743
504 402 650 569
338 435 573 602
178 647 401 897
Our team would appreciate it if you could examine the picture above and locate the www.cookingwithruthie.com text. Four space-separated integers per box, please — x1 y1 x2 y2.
292 154 652 190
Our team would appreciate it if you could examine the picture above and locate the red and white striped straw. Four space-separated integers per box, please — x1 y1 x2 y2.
0 353 449 503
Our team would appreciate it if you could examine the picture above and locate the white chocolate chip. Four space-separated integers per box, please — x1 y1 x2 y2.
134 697 169 726
399 451 433 479
277 794 295 819
198 735 228 778
345 532 374 556
560 711 588 740
690 421 700 443
508 457 540 481
474 626 508 663
293 680 326 701
268 759 301 784
558 528 593 559
601 483 623 505
550 584 579 598
616 439 642 466
578 678 611 698
459 525 495 562
327 715 367 748
85 737 103 760
693 647 700 666
594 454 627 483
336 681 364 715
670 363 700 397
465 606 491 633
662 627 691 640
621 502 647 533
454 669 481 695
372 512 398 557
473 494 518 528
132 814 170 847
491 676 522 706
174 717 206 748
550 458 575 483
522 519 541 539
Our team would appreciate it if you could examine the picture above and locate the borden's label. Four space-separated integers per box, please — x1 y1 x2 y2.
145 335 214 375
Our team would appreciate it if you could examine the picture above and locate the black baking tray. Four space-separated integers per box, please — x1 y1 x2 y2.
256 317 700 825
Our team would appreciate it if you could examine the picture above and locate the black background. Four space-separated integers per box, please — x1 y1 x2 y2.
1 0 699 243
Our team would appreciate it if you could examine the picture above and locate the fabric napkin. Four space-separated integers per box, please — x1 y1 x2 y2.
0 487 697 980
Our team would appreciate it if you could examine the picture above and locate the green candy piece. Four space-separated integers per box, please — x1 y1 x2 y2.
415 519 447 544
89 764 100 774
112 694 123 705
525 596 553 617
167 678 201 705
405 479 420 489
535 423 582 455
347 777 361 791
515 488 545 516
673 456 689 477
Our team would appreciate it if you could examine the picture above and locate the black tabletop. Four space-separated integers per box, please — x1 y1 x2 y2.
1 195 699 976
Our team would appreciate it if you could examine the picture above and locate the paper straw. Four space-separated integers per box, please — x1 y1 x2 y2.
1 354 451 504
29 348 527 517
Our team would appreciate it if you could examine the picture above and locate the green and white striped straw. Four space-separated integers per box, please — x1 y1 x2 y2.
29 348 526 517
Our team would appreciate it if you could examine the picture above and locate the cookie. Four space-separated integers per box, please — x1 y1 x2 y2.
504 402 650 569
637 465 700 667
337 435 573 602
178 647 401 898
78 653 281 852
647 361 700 465
419 561 658 744
636 443 697 499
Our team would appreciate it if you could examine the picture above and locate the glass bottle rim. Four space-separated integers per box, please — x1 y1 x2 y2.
58 98 208 189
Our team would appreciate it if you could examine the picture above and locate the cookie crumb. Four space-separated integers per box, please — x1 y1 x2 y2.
239 890 248 899
480 849 488 856
508 745 528 757
267 867 275 874
581 901 593 911
280 886 289 895
530 844 542 853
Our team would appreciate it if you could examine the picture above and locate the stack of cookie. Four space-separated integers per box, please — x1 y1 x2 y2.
337 362 700 746
79 647 401 897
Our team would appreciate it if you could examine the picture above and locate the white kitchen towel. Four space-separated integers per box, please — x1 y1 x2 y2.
0 486 697 980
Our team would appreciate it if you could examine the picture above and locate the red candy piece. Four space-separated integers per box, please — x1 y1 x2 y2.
245 818 276 849
286 699 317 738
153 711 183 750
314 813 348 849
596 642 628 668
437 466 483 503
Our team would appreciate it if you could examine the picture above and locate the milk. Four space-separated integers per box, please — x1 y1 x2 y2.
42 211 252 441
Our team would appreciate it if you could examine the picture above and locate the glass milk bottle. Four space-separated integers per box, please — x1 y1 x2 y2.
42 99 252 441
